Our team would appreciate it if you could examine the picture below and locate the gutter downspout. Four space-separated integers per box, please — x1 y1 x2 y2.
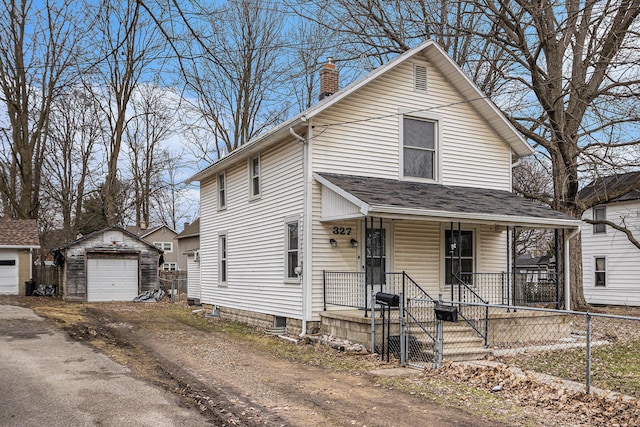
290 126 310 337
564 227 581 311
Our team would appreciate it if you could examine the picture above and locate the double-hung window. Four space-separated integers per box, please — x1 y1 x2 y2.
402 116 436 180
154 242 173 252
219 233 227 284
593 206 606 234
249 155 261 198
218 172 226 210
285 220 299 281
594 257 606 287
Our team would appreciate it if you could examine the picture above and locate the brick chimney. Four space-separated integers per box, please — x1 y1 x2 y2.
319 57 339 100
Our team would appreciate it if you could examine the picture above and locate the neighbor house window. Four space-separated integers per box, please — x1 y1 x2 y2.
444 229 474 285
218 172 226 209
593 206 606 234
594 257 606 287
219 233 227 284
285 220 299 281
249 155 261 198
154 242 173 252
403 116 436 180
162 262 177 271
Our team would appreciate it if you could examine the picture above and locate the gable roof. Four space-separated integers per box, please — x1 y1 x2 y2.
315 173 581 228
189 40 533 183
125 224 177 239
176 218 199 239
0 218 40 248
579 171 640 205
56 226 161 252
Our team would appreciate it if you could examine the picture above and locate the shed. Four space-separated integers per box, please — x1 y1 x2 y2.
55 226 162 302
0 218 40 295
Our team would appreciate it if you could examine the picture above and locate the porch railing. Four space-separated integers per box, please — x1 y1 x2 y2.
460 272 560 308
451 275 489 346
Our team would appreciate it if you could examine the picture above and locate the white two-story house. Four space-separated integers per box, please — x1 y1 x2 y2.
189 41 581 337
580 171 640 306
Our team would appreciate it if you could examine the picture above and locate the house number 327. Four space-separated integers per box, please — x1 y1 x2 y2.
332 227 352 235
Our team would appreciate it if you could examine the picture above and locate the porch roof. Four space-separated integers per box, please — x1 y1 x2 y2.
314 173 582 228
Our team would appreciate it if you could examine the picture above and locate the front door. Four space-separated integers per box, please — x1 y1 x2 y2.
362 226 389 292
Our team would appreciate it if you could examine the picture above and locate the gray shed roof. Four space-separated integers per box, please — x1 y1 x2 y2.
315 173 581 228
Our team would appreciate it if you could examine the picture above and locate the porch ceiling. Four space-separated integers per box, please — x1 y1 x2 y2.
314 173 582 229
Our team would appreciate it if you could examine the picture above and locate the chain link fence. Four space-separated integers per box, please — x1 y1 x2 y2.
392 300 640 397
158 275 187 303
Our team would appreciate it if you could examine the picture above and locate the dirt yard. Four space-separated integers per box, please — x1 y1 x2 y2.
3 296 639 426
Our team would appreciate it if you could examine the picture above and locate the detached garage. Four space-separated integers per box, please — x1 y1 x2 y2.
0 218 39 295
55 227 162 302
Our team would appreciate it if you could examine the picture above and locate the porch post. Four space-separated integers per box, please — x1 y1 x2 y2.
564 228 571 311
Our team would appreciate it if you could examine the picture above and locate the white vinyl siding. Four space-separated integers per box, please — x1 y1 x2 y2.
393 221 440 296
311 58 512 191
186 252 201 300
199 139 304 319
582 200 640 305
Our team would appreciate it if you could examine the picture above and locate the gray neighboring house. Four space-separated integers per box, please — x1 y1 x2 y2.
175 219 200 300
55 226 162 302
175 219 200 272
125 224 179 271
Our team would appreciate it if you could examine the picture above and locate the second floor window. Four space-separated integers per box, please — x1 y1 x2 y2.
218 172 226 209
403 117 436 180
154 242 173 252
593 206 606 234
250 155 261 198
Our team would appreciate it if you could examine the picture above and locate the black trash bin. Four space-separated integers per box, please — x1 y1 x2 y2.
25 279 35 296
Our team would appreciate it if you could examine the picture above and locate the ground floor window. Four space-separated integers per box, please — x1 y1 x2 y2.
594 257 606 287
445 229 474 285
285 220 299 280
219 233 227 284
161 262 177 271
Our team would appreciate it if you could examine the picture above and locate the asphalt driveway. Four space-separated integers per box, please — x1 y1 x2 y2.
0 305 211 427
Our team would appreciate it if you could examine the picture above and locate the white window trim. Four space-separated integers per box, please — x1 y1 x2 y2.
594 256 607 288
439 224 478 287
399 110 443 183
593 206 606 234
218 171 227 211
284 216 301 284
161 262 177 271
218 231 228 286
248 154 261 200
154 242 173 253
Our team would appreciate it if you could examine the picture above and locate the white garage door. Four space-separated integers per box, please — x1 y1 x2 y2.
0 256 19 295
87 257 139 302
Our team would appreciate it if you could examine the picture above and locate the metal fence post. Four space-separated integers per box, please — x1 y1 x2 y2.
586 312 592 394
370 292 376 353
399 292 406 366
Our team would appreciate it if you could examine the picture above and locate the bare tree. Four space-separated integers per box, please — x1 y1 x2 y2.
182 0 289 159
42 87 104 241
125 84 177 227
87 0 164 225
0 0 83 219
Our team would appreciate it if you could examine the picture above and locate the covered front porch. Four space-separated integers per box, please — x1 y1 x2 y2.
313 173 582 361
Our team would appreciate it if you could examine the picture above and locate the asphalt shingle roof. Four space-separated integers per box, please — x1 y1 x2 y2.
317 173 578 223
176 218 199 239
0 218 40 247
578 171 640 204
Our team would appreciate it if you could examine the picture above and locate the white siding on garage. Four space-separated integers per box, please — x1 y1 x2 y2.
311 58 512 191
199 139 305 319
0 249 19 294
186 253 201 300
582 201 640 306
